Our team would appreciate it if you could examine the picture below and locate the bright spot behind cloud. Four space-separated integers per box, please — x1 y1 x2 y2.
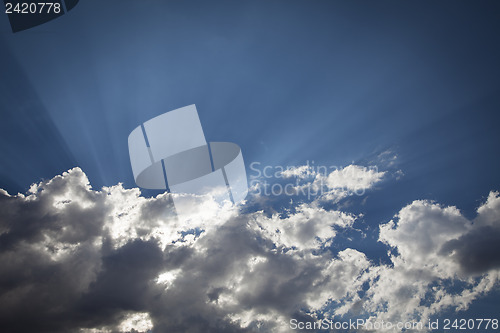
0 167 498 332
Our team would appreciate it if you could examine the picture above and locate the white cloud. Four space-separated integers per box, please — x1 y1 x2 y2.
322 165 386 193
357 194 500 330
0 168 498 333
255 164 386 203
280 165 316 179
118 312 153 333
250 203 356 251
379 200 470 278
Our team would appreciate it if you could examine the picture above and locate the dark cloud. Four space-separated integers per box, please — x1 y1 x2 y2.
0 168 364 332
440 225 500 274
0 169 499 333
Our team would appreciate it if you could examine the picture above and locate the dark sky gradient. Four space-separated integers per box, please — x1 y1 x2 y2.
1 1 499 215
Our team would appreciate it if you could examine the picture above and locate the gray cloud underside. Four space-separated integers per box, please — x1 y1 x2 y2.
0 168 499 333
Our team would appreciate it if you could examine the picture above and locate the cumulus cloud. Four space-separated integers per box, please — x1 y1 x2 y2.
254 164 386 204
439 191 500 275
361 194 500 329
0 168 498 333
322 165 385 192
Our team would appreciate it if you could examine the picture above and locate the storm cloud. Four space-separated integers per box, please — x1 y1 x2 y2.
0 167 498 332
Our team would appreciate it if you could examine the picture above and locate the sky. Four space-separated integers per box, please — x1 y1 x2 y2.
0 1 500 332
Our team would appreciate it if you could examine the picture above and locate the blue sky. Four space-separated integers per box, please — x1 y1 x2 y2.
1 1 499 205
1 1 500 332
